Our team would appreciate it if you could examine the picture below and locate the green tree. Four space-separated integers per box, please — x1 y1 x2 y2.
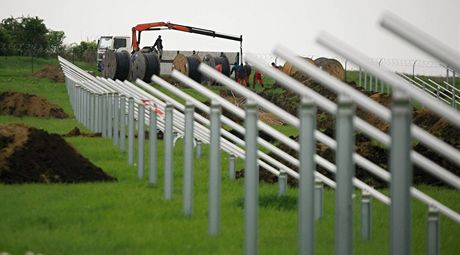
48 30 66 55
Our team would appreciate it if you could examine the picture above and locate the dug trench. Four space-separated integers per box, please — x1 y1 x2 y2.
0 124 116 184
233 80 459 188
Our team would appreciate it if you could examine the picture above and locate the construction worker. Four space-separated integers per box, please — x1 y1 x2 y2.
253 69 264 88
153 35 163 59
236 64 247 86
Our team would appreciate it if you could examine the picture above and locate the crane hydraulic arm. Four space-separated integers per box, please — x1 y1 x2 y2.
131 21 243 62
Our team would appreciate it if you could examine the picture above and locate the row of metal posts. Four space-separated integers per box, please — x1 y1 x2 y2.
358 65 459 110
63 64 440 255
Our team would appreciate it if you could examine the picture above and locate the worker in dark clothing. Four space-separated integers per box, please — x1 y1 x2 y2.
153 35 163 59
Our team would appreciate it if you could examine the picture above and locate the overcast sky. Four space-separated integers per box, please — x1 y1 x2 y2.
2 0 459 61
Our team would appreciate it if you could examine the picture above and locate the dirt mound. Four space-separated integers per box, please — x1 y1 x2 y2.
62 127 101 137
33 64 64 82
0 124 116 184
0 91 68 118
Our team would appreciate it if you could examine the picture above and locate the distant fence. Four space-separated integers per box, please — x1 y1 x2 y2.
59 11 460 255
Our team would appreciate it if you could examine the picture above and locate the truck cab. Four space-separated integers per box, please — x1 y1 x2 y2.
97 36 130 71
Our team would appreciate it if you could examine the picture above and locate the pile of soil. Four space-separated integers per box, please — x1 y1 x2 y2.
62 127 101 137
0 124 116 184
0 91 68 118
33 64 64 82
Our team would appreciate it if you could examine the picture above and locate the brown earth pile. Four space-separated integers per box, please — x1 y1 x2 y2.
33 64 64 82
62 127 101 137
0 124 116 184
0 91 68 118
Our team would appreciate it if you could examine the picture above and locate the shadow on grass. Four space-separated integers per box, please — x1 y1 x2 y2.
234 193 297 211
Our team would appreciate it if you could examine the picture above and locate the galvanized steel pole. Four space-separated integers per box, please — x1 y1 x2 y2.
128 97 135 165
298 97 316 255
183 102 195 216
427 206 440 255
244 99 258 255
278 169 287 196
164 103 174 200
361 190 372 240
107 93 113 138
137 103 145 179
228 154 236 180
390 90 412 255
196 140 203 159
209 101 222 235
314 180 323 220
113 93 119 145
335 94 355 255
149 106 158 185
119 95 126 152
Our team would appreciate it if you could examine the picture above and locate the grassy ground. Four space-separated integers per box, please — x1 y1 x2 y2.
0 57 459 254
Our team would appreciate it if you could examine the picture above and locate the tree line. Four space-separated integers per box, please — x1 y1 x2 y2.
0 16 97 62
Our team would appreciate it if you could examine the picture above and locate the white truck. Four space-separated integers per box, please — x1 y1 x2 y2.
96 36 130 71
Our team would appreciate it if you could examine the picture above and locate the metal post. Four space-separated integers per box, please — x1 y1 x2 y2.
278 169 287 196
314 180 323 220
128 97 135 165
209 100 221 235
75 85 80 122
149 106 158 185
452 89 456 108
164 103 174 200
364 72 367 91
102 94 108 137
196 140 203 159
298 97 316 255
358 67 362 87
113 93 119 145
107 93 113 138
370 74 373 92
335 94 355 255
361 190 371 240
90 93 95 132
183 102 194 216
228 154 236 180
390 89 412 255
427 206 440 255
244 99 258 255
137 103 145 179
95 94 101 133
119 95 126 152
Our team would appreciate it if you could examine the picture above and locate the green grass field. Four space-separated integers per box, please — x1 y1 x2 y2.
0 57 459 254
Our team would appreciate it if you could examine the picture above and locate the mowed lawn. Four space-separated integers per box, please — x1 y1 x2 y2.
0 57 459 254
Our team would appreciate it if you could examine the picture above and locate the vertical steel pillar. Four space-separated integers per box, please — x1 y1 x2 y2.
137 103 145 179
244 99 258 255
278 169 287 196
113 93 119 145
119 95 126 152
298 97 316 255
183 102 194 216
209 100 221 235
228 154 236 180
164 103 174 200
427 206 440 255
335 94 355 255
361 190 371 240
314 180 323 220
149 106 158 185
128 97 135 165
107 93 113 138
390 89 412 255
196 140 203 159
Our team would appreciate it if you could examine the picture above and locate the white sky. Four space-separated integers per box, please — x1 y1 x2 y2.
2 0 459 61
